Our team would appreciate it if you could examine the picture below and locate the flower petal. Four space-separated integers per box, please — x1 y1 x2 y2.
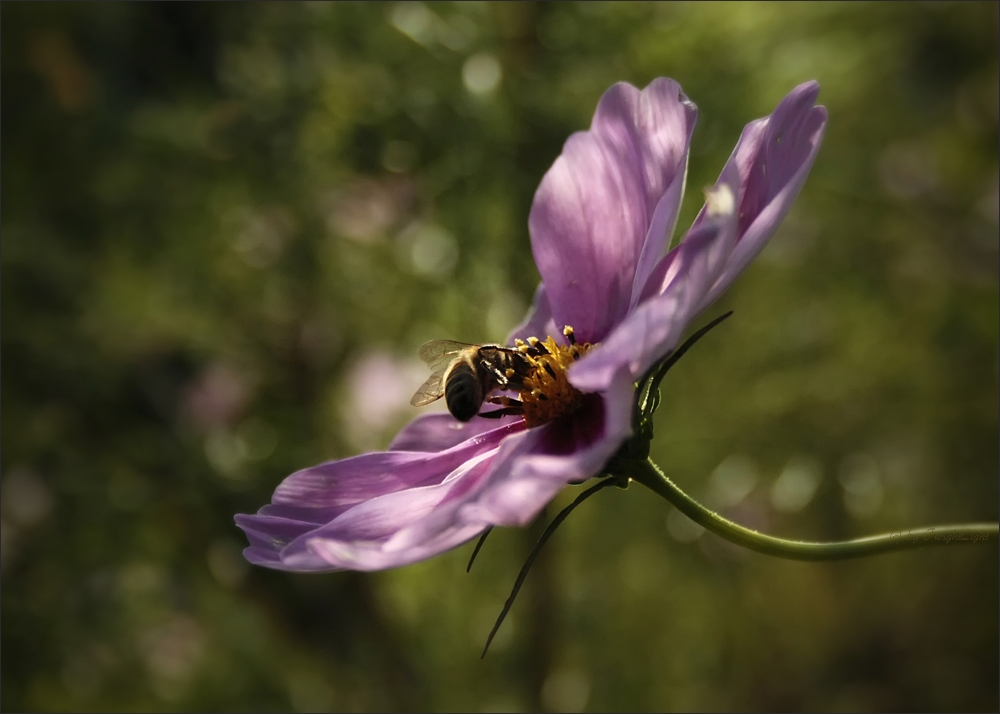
568 178 739 392
257 503 353 526
388 412 522 452
269 420 520 509
639 166 741 305
507 283 558 345
236 421 525 571
237 513 341 572
630 162 689 312
529 79 697 343
286 450 499 571
694 81 827 312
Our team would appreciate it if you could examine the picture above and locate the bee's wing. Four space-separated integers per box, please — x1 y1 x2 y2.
410 340 473 408
410 372 446 407
417 340 472 370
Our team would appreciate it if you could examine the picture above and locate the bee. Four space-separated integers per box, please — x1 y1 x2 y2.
410 340 533 422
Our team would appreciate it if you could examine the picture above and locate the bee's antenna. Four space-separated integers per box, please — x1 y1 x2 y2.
481 477 619 659
467 527 493 573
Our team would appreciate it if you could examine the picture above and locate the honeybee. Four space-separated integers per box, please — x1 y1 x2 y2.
410 340 532 422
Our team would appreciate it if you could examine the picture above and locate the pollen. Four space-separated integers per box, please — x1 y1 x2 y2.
516 328 593 428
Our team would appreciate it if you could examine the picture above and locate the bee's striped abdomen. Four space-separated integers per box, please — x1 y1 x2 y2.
444 360 484 422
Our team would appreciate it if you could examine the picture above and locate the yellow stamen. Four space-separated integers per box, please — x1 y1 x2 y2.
516 327 593 428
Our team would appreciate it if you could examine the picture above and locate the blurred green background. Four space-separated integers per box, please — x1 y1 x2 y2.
2 2 997 711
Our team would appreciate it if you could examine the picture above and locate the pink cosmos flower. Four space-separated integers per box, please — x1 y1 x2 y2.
236 78 827 572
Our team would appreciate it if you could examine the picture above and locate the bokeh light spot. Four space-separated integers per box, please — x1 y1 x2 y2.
770 455 823 513
462 52 502 96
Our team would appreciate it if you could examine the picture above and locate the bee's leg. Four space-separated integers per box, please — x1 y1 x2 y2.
486 396 523 407
501 378 527 392
478 406 524 419
483 361 510 385
481 395 524 418
496 362 529 392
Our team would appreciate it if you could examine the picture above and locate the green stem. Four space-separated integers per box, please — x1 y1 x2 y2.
627 458 997 561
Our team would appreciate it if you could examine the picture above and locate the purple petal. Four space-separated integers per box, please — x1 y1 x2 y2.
237 514 341 572
388 412 522 452
529 79 697 343
271 421 521 509
628 166 689 312
693 81 827 311
243 546 339 572
252 504 352 527
307 520 487 572
235 421 524 571
640 163 741 305
569 179 739 392
507 283 558 345
286 450 499 571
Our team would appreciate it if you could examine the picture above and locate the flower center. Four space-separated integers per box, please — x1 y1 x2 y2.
512 326 594 428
